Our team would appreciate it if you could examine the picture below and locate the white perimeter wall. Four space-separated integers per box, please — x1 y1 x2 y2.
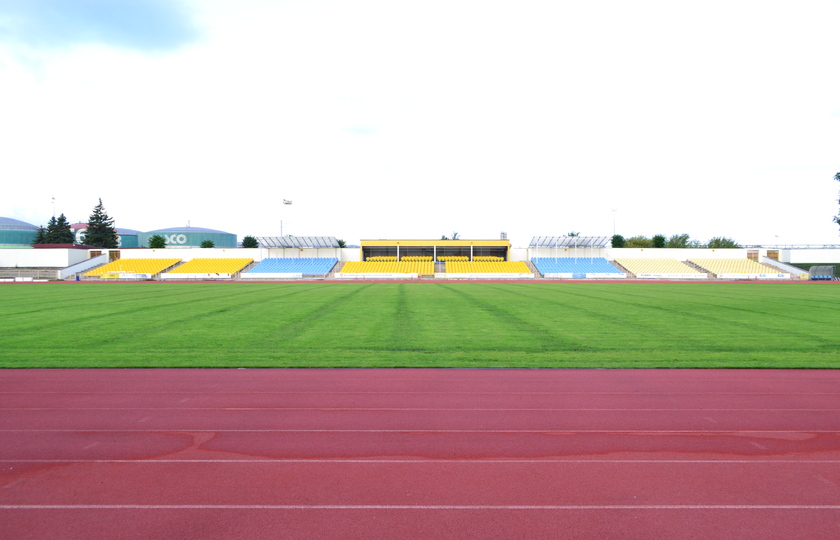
780 249 840 264
606 248 754 259
5 246 839 268
521 247 818 261
120 248 263 261
122 246 349 262
0 249 90 268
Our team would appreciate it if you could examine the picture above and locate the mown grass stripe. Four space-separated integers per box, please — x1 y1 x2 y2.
1 282 839 368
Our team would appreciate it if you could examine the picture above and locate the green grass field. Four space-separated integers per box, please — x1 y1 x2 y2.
1 281 839 368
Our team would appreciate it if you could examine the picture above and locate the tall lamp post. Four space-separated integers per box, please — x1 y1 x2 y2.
281 199 292 237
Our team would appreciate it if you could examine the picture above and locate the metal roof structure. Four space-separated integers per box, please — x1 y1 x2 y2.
146 226 234 235
257 236 340 248
530 236 612 248
0 217 38 231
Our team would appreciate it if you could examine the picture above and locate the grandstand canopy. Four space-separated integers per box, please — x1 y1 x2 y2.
530 236 612 248
257 236 340 248
360 239 510 261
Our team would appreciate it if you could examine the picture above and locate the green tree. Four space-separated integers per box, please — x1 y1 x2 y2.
44 213 74 244
666 234 690 248
567 231 580 237
336 239 347 248
200 240 215 248
652 234 666 248
611 234 626 248
148 234 166 249
32 226 47 245
441 232 460 240
43 216 57 243
706 236 740 248
241 236 258 248
83 199 118 248
626 235 653 248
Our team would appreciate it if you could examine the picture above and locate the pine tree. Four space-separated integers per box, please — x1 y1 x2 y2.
83 199 119 248
43 216 58 243
33 226 47 245
46 214 74 244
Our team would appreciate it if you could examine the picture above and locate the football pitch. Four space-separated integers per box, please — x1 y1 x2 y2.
1 281 838 369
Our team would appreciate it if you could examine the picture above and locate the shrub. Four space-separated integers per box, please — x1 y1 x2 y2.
626 235 653 248
652 234 666 248
707 237 740 248
148 234 166 249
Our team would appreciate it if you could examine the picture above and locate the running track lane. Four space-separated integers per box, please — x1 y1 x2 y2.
1 369 839 539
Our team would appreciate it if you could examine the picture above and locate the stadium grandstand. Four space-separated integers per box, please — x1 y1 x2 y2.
689 258 787 277
243 258 338 278
84 258 181 278
168 258 254 276
339 261 434 275
532 257 622 276
5 216 840 281
614 258 704 278
360 239 511 262
446 261 531 274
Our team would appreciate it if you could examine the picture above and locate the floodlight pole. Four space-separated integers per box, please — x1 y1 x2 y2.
281 199 292 237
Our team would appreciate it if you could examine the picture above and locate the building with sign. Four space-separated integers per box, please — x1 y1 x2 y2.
138 227 237 248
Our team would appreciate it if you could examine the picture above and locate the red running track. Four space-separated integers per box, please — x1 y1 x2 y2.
1 369 839 539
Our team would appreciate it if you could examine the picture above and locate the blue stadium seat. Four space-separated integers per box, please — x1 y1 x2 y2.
246 258 338 276
532 257 622 275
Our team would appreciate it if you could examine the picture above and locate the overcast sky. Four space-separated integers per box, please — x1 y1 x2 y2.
1 0 838 247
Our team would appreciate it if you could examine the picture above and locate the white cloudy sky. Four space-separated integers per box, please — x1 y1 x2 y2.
1 0 838 247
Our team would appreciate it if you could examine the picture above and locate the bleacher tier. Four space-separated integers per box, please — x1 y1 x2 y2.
84 258 181 277
688 258 780 275
169 258 253 274
245 258 338 276
340 261 434 274
445 261 531 273
614 258 701 275
531 258 621 275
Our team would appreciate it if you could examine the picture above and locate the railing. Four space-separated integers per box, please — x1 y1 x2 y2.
60 254 109 280
0 268 58 280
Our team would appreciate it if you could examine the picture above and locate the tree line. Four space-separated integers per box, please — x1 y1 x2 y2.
32 198 266 249
611 234 741 249
33 198 118 248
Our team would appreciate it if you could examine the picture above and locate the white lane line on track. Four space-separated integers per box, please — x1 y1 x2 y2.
2 459 840 464
2 505 840 510
1 429 838 433
4 408 840 412
2 392 838 395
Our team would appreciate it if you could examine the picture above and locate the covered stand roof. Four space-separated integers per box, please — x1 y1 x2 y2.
530 236 612 248
0 217 38 231
257 236 340 248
